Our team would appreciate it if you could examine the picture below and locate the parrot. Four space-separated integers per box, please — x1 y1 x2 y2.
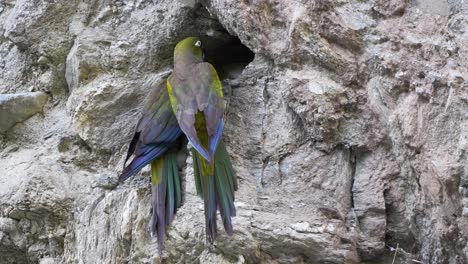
119 36 237 254
119 79 183 254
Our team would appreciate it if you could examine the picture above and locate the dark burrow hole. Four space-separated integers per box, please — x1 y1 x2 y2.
203 36 255 80
191 4 255 80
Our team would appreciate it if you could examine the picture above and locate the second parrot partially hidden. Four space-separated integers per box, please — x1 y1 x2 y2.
119 37 237 254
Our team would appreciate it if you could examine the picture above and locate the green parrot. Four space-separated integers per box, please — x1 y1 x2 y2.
167 37 237 242
119 37 237 254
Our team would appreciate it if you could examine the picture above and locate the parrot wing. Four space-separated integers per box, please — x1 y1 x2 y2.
120 79 182 182
120 79 184 255
167 62 224 162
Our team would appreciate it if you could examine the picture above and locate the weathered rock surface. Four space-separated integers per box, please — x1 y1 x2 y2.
0 0 467 263
0 92 48 133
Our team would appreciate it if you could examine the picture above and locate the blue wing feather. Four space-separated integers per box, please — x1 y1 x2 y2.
120 80 182 181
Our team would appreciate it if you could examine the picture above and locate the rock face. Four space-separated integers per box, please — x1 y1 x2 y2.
0 0 467 263
0 92 48 133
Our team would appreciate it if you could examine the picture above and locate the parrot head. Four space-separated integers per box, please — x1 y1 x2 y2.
174 37 204 64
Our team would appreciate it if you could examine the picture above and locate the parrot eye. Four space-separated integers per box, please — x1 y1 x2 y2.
195 40 202 47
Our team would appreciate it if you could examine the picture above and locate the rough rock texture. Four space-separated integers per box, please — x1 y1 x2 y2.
0 92 48 132
0 0 467 263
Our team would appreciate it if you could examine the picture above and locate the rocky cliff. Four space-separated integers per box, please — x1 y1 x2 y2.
0 0 467 263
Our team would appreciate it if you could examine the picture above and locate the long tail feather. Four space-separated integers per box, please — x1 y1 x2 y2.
192 140 237 242
148 152 182 255
214 141 237 235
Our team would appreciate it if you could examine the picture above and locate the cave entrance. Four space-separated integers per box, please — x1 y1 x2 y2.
192 5 255 80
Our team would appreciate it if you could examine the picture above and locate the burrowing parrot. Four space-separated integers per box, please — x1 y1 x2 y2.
119 37 237 254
